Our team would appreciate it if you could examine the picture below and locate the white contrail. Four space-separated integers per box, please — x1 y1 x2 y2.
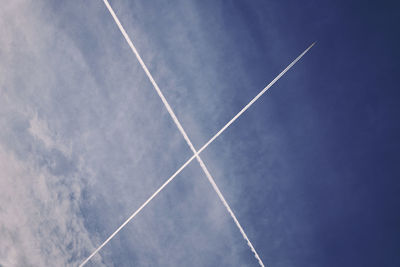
102 0 266 265
79 41 315 266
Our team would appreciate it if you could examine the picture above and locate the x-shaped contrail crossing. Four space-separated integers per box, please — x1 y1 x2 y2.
80 1 315 266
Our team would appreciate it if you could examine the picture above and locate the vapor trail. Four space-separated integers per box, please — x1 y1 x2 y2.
102 0 267 265
80 41 314 266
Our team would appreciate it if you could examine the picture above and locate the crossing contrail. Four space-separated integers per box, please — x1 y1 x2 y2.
79 40 315 266
102 0 266 265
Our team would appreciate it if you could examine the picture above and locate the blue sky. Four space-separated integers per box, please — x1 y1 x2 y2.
1 0 399 266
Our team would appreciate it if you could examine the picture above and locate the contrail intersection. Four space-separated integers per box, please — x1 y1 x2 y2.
80 1 315 265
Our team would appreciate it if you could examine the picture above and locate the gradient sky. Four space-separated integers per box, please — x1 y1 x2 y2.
1 0 399 266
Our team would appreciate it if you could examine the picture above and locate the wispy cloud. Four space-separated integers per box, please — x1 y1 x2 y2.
0 1 104 265
0 0 240 266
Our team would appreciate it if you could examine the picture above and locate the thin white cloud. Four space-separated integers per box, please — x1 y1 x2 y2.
0 1 105 265
28 113 72 157
0 143 100 266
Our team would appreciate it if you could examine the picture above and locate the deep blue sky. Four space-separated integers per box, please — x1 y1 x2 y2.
199 0 400 266
201 0 400 266
1 0 399 266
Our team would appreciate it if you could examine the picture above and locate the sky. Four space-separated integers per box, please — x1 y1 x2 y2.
0 0 399 266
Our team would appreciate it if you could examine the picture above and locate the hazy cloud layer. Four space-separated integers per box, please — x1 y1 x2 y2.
0 1 256 266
